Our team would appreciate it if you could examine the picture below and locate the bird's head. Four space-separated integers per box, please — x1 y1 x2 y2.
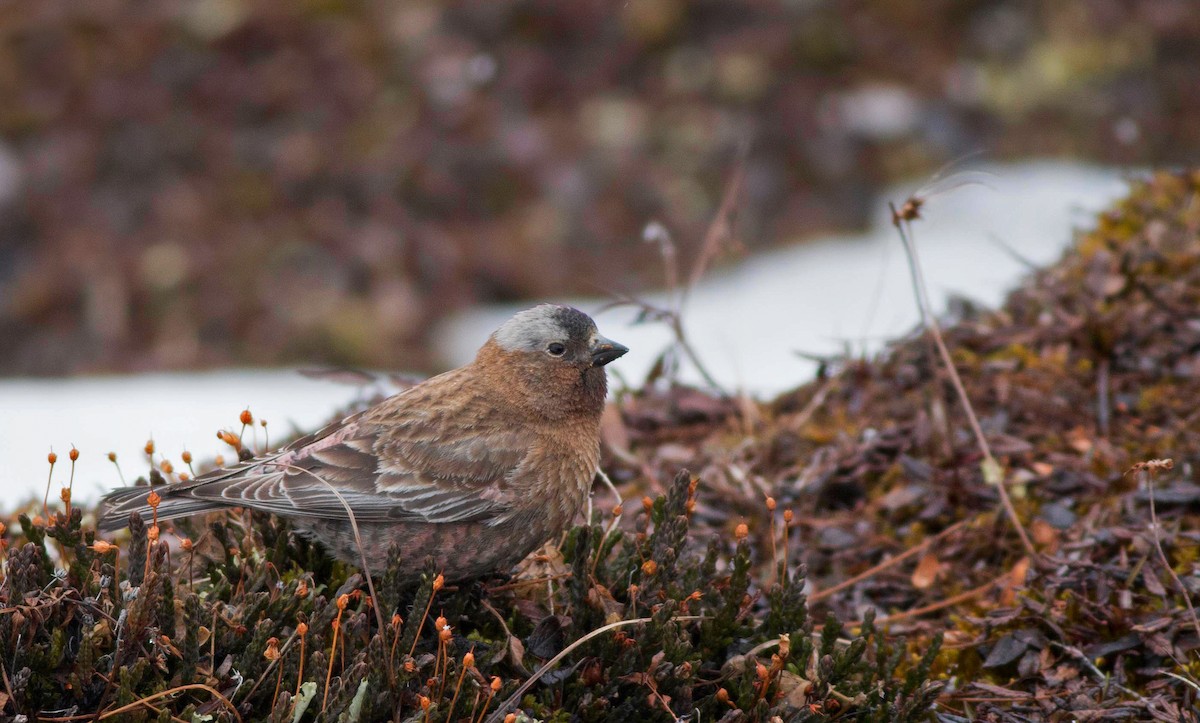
478 304 628 418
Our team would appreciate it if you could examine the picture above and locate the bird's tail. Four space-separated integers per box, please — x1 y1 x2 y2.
96 486 225 531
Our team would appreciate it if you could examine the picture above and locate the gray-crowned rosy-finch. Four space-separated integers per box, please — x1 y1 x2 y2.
98 304 628 582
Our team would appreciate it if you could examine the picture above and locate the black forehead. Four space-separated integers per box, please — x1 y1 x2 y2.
553 306 597 341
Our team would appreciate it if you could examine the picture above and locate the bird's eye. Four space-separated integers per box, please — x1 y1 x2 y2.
547 342 566 357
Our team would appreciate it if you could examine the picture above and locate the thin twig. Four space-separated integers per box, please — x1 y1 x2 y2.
810 518 969 603
485 616 704 723
1140 465 1200 642
889 204 1035 557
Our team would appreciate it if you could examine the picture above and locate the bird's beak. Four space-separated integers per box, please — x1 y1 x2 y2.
590 335 629 367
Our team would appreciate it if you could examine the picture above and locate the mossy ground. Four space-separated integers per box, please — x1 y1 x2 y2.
5 172 1200 721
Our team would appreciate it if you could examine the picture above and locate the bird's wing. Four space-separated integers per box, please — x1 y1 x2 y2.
176 382 529 524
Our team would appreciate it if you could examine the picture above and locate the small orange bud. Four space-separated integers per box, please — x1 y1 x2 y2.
641 560 657 576
240 409 253 425
60 487 71 504
433 574 445 592
107 452 117 462
32 515 45 526
612 504 623 516
391 613 402 627
490 676 502 692
783 509 794 524
504 713 517 723
90 540 117 554
642 496 654 513
765 496 776 511
147 525 159 543
144 440 155 456
419 696 431 710
735 523 749 540
435 615 447 630
160 460 174 475
716 687 730 703
178 472 190 482
69 446 79 462
260 418 268 427
296 580 308 597
179 537 193 551
439 626 452 643
463 649 475 668
181 450 192 464
48 451 57 465
214 454 225 467
264 637 281 661
756 662 768 680
147 490 162 509
296 622 309 637
337 593 350 610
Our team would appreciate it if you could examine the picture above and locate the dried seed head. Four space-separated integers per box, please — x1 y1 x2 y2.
735 523 749 540
264 637 281 661
181 450 192 464
240 409 253 425
147 490 162 509
107 452 117 462
47 451 57 465
144 440 155 456
765 496 776 511
778 633 790 657
69 446 79 462
260 418 268 427
296 622 309 637
641 560 657 576
337 594 350 610
90 540 117 554
60 487 71 504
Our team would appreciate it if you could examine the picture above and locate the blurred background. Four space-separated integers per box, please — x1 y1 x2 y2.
1 0 1196 499
2 0 1196 377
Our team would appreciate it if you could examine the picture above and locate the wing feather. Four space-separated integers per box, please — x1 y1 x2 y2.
134 371 530 526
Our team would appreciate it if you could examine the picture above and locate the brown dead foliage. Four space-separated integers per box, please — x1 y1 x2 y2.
601 170 1200 720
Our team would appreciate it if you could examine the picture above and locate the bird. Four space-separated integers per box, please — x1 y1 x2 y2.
98 304 628 582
